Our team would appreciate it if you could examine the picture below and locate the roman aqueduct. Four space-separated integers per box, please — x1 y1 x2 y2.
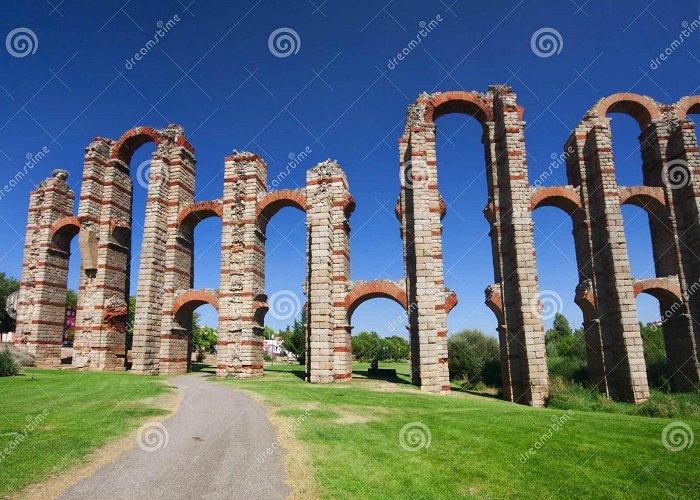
14 86 700 407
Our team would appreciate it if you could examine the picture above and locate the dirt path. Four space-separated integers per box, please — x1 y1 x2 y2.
60 373 290 499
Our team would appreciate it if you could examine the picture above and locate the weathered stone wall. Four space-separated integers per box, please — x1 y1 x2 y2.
15 88 700 407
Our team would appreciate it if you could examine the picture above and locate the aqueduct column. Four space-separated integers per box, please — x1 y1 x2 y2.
637 119 700 390
666 111 700 386
490 87 548 406
567 117 649 403
157 133 197 375
306 161 348 383
131 126 193 374
15 170 74 366
217 152 267 378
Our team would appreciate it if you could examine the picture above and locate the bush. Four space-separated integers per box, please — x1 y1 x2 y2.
0 348 20 377
263 353 273 362
447 330 500 386
547 355 588 384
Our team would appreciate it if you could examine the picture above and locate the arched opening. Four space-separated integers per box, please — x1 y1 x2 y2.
168 290 219 374
178 202 223 290
258 193 307 371
344 282 409 382
49 217 81 363
531 204 588 385
433 114 495 337
634 279 696 392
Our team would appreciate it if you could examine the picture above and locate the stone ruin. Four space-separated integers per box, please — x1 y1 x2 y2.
14 86 700 407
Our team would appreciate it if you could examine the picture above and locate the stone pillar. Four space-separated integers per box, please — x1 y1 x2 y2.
665 119 700 388
329 166 353 382
400 105 450 394
16 170 74 367
575 118 649 403
217 151 267 378
158 132 196 375
305 161 344 384
491 87 548 406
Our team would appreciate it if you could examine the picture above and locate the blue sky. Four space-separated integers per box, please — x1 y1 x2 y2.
0 0 697 337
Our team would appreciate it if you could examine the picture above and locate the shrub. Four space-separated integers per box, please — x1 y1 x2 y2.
0 348 20 377
447 329 500 386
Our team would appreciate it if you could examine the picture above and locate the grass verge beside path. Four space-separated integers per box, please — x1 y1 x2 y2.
220 362 700 499
0 369 173 497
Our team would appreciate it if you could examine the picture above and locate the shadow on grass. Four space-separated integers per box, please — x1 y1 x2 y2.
450 385 503 399
191 363 216 374
352 369 411 385
263 363 308 381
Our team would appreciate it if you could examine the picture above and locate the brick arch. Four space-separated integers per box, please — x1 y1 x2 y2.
256 189 307 222
50 216 80 253
344 281 408 318
178 200 223 229
110 126 162 164
530 186 581 216
633 278 682 303
675 96 700 120
423 91 493 125
445 290 458 314
618 186 666 215
173 289 219 320
595 93 661 129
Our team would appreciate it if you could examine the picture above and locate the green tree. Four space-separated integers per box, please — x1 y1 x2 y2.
66 289 78 308
447 329 501 385
263 326 277 340
351 331 382 361
126 296 136 350
281 312 306 364
192 326 218 354
0 273 20 333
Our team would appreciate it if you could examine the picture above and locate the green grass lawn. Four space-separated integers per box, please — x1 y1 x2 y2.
221 362 700 499
0 369 172 497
